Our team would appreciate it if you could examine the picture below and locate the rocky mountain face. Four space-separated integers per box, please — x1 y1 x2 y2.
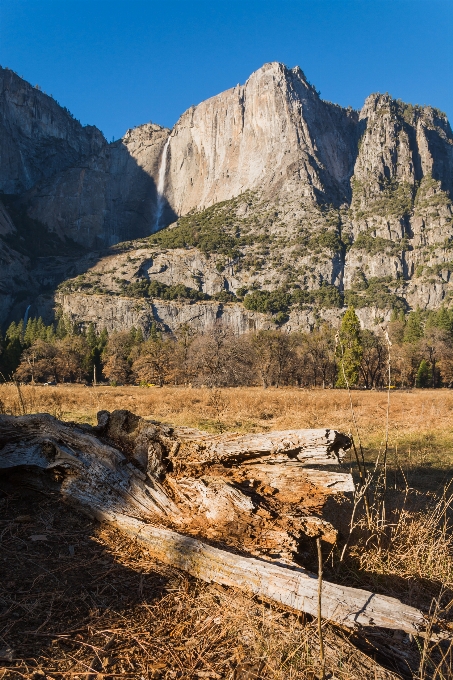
0 67 106 194
163 63 359 213
1 62 453 334
25 123 172 248
21 63 359 248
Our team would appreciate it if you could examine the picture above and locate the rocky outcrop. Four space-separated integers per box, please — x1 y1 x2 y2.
21 63 360 247
0 67 106 194
163 63 358 214
342 96 453 311
57 292 273 335
58 290 397 336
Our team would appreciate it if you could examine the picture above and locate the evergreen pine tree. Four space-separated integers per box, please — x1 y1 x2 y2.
134 327 144 344
434 307 453 337
56 315 67 339
148 322 160 342
86 323 97 350
1 321 25 379
416 359 432 388
24 318 36 346
336 307 363 387
5 321 17 341
36 317 46 340
46 325 56 343
98 328 108 350
403 309 423 343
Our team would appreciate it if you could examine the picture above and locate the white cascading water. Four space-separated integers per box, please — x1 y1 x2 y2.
154 137 170 230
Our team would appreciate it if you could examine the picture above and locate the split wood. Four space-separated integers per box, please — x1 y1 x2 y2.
0 410 438 638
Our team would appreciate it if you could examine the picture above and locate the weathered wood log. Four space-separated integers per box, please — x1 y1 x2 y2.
109 515 427 636
170 427 351 467
0 410 435 637
94 410 355 547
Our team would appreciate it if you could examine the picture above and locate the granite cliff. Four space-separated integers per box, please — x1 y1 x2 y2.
1 62 452 333
0 67 105 195
21 63 359 247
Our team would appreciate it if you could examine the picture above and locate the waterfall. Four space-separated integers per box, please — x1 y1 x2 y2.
23 304 31 326
154 137 170 231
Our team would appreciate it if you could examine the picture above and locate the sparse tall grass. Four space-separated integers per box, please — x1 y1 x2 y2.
341 490 453 605
357 498 453 588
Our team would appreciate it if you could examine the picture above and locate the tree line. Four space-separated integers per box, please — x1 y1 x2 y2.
1 306 453 388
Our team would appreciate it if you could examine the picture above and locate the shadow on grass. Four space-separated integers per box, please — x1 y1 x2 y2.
0 480 175 677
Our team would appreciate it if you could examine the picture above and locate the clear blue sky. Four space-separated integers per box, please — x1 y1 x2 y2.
1 0 452 142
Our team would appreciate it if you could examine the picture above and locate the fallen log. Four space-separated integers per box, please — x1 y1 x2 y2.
0 410 432 636
112 516 427 635
170 427 352 466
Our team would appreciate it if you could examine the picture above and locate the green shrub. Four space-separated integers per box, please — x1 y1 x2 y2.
291 283 343 309
273 311 289 325
345 276 406 311
314 283 343 308
148 199 251 259
121 278 209 302
414 174 452 212
352 231 409 256
212 290 237 303
235 286 249 299
351 178 414 219
243 289 291 315
308 230 342 252
123 279 150 298
148 280 209 301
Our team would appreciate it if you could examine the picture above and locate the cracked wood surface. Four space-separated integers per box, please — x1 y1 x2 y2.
0 409 434 636
111 515 427 636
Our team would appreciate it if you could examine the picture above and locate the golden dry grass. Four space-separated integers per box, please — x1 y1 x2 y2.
2 384 453 678
1 383 452 435
0 486 410 680
2 383 453 473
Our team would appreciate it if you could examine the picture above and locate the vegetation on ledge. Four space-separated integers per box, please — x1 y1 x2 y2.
345 273 407 311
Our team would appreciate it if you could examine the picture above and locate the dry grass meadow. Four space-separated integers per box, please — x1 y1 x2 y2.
1 384 453 679
2 382 453 440
2 383 453 484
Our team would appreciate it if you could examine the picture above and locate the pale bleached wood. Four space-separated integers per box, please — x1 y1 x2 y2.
241 462 355 502
108 514 427 636
0 410 435 637
0 413 181 522
172 427 351 466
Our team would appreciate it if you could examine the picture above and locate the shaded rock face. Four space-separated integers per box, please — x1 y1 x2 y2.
25 124 174 248
0 67 106 194
19 62 453 253
21 63 360 247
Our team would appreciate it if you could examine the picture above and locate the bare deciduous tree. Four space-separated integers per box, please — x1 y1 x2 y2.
132 338 175 387
102 331 136 385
